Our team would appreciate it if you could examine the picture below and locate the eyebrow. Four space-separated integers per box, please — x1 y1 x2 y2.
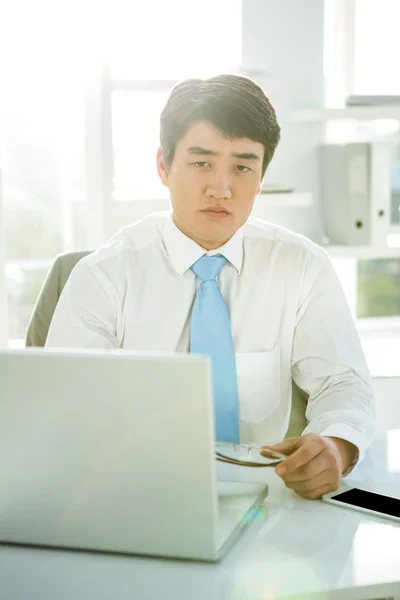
187 146 261 162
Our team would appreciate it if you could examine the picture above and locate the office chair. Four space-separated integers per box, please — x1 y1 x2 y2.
25 250 308 437
25 251 92 347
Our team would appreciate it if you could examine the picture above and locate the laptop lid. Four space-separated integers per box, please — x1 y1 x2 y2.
0 348 268 562
0 348 224 560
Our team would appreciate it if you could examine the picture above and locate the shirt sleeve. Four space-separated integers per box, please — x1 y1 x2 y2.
45 258 119 349
291 249 376 465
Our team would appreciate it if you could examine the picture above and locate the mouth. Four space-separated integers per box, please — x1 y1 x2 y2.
201 206 231 220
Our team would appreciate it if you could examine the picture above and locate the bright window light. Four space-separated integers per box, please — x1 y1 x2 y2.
109 1 243 201
387 234 400 248
354 0 400 94
112 92 168 201
108 1 242 80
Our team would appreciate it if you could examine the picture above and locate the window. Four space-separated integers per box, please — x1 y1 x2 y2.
109 1 242 211
1 1 242 343
107 2 242 81
112 91 168 201
358 259 400 318
1 4 86 341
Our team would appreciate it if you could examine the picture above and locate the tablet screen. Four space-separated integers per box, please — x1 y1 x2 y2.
331 488 400 518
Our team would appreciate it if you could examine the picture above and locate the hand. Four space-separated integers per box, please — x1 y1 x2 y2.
260 434 359 500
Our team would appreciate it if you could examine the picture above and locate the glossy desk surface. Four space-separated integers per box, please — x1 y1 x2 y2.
1 429 399 600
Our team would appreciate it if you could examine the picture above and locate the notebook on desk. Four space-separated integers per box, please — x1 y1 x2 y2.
0 348 267 562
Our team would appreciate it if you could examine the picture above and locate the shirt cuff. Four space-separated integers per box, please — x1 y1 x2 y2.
302 422 373 473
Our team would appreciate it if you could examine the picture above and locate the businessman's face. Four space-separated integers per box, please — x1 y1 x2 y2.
157 121 264 250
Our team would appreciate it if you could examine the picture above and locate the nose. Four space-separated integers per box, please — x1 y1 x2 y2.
205 172 232 200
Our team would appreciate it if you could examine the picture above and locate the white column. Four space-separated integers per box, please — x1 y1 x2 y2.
324 0 356 108
84 57 114 248
0 157 9 346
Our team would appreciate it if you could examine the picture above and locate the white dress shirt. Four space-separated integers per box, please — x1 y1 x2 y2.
46 211 375 457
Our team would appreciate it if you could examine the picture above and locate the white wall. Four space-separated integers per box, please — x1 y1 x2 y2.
242 0 325 242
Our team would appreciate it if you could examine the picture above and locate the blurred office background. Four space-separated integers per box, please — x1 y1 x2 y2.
0 0 399 426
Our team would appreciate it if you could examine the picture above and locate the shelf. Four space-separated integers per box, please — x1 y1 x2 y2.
291 105 400 123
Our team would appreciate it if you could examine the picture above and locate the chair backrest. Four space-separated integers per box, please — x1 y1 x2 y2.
286 380 308 438
25 249 308 436
25 251 92 347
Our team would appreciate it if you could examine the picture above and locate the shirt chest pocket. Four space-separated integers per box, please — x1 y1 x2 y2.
235 346 281 424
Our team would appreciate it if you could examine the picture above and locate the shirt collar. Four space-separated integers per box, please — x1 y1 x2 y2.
163 213 244 276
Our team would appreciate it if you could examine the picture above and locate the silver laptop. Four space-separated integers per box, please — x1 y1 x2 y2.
0 348 267 562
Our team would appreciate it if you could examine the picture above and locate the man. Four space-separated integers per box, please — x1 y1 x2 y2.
46 74 375 499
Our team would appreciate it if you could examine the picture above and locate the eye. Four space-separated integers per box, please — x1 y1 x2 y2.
194 161 211 168
235 165 251 172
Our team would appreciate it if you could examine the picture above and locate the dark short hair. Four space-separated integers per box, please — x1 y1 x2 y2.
160 74 281 177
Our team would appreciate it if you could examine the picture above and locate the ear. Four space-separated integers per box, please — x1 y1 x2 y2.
157 147 169 187
256 177 263 196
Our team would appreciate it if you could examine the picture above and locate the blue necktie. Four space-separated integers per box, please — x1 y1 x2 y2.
190 256 240 443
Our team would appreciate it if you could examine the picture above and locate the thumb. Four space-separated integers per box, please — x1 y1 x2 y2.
260 437 300 457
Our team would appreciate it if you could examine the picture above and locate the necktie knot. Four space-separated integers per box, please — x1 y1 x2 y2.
191 255 227 282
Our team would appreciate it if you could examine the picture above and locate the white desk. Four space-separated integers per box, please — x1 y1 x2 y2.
1 430 399 600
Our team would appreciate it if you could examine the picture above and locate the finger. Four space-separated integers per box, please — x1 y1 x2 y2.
295 482 338 500
261 437 299 457
276 441 325 476
284 467 339 494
